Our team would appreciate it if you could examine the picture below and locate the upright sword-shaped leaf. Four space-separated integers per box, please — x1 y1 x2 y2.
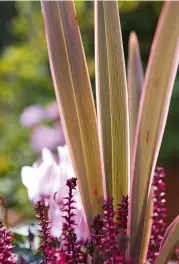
155 215 179 264
95 1 111 197
95 0 130 207
127 32 152 263
139 189 153 263
128 2 179 262
41 1 105 227
127 31 144 160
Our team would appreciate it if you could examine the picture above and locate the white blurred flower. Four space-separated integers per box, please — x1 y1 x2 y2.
21 146 88 240
21 148 61 203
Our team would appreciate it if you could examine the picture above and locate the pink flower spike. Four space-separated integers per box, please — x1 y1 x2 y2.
147 167 167 263
0 220 15 264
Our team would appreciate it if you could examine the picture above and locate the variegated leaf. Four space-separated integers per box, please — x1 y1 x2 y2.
139 188 153 263
155 215 179 264
41 0 105 227
128 2 179 262
127 31 144 161
95 1 111 197
95 0 130 207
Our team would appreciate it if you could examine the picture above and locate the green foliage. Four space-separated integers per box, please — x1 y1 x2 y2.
0 2 51 220
12 221 43 263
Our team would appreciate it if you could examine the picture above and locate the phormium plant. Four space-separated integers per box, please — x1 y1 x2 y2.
40 0 179 263
1 1 179 264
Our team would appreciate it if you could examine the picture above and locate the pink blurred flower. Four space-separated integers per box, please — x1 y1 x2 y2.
20 101 59 128
30 124 65 153
20 105 46 127
45 101 59 120
21 146 89 241
20 102 64 152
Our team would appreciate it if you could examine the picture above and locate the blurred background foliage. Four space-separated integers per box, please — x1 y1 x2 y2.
0 1 178 224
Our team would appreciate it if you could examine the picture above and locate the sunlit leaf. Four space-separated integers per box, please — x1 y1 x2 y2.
139 188 153 263
95 0 130 207
128 2 179 262
95 1 111 197
127 31 144 160
41 0 105 227
155 215 179 264
160 216 177 250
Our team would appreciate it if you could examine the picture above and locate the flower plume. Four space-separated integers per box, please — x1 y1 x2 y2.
0 219 15 264
147 168 166 262
61 177 85 263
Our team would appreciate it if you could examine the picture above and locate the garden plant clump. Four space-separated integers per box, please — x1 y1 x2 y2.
1 0 179 263
0 168 168 263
